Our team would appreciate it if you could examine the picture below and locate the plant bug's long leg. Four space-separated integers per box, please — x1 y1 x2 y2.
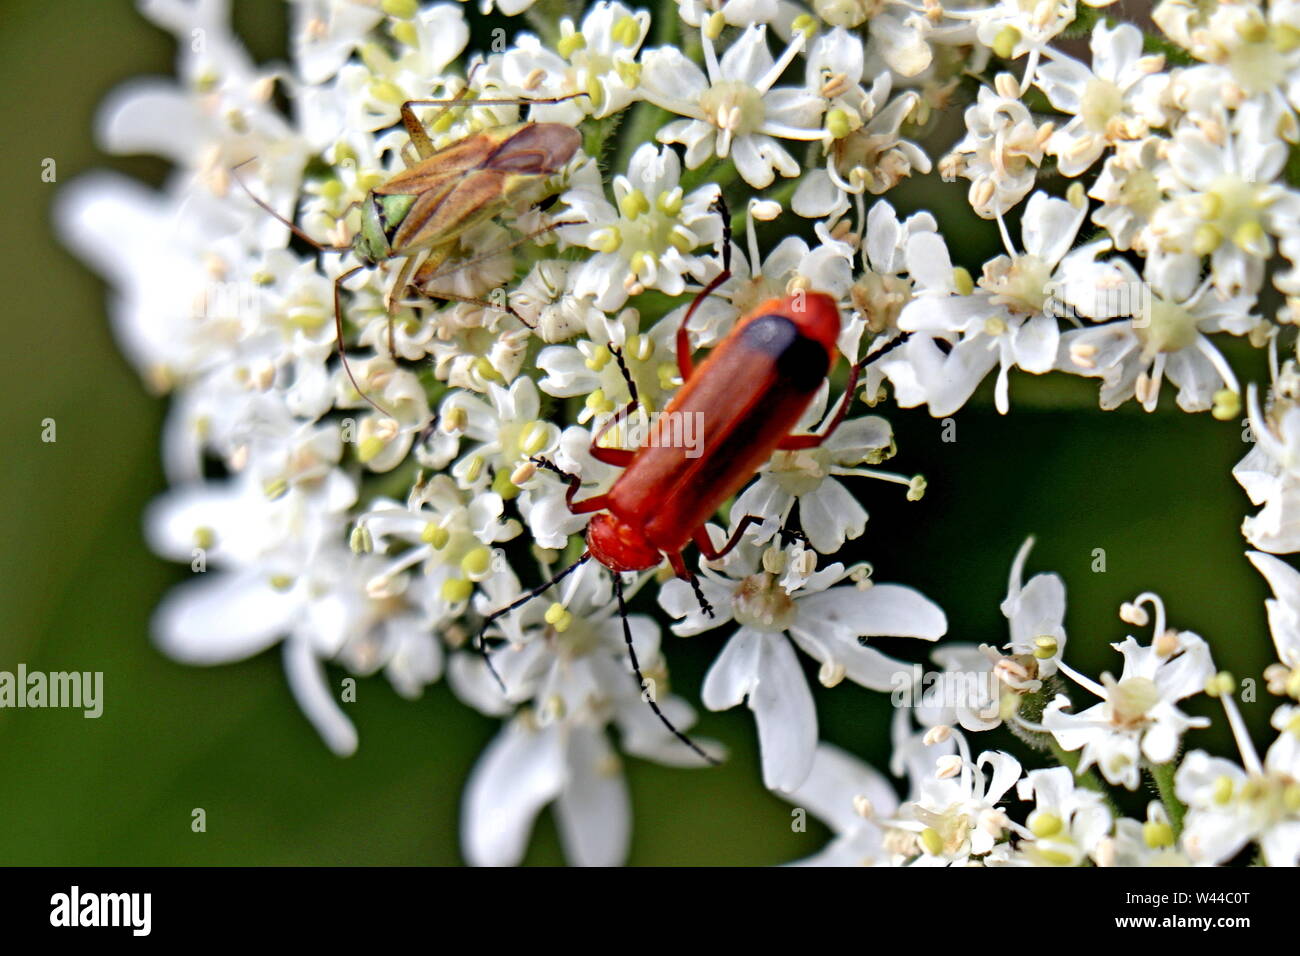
399 90 591 150
475 552 594 693
231 164 398 419
408 218 587 331
332 264 399 418
612 572 719 766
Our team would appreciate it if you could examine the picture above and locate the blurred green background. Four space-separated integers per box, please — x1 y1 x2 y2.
0 0 1278 865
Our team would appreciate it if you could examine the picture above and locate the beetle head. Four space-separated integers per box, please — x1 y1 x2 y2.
585 512 662 573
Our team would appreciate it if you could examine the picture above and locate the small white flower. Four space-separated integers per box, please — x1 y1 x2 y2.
1045 600 1214 789
640 23 826 188
1014 766 1113 865
660 534 946 791
1055 262 1256 414
559 144 721 310
1246 550 1300 694
331 3 469 131
357 473 520 619
1236 380 1300 553
462 716 631 866
1150 100 1300 297
730 406 909 554
794 36 931 216
146 465 379 756
1176 734 1300 866
458 560 718 865
1036 22 1167 176
939 78 1048 219
919 537 1067 732
890 740 1023 866
288 0 385 85
484 1 650 119
971 0 1076 72
1099 802 1191 866
780 743 904 866
894 191 1110 415
440 376 561 492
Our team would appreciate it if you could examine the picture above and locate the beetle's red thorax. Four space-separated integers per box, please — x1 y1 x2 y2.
591 292 842 564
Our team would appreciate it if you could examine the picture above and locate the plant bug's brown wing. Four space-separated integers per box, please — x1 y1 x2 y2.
374 122 526 198
486 123 582 174
381 122 582 255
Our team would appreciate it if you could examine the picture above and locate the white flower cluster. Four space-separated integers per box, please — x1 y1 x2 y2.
58 0 1300 865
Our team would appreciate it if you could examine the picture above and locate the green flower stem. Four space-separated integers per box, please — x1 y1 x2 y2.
611 102 673 175
525 0 568 47
761 175 802 213
1150 760 1187 837
608 1 679 175
1048 737 1122 818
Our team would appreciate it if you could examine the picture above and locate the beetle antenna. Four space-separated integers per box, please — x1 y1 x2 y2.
608 344 639 406
676 194 735 357
706 191 733 282
612 572 719 766
476 552 593 692
687 573 715 618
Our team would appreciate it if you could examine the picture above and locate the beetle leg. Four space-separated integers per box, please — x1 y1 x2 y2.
612 573 718 766
778 332 913 450
693 514 766 561
529 456 612 514
676 193 734 381
588 381 639 467
590 443 636 468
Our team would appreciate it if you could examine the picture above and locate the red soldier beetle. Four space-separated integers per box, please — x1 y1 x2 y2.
478 198 911 763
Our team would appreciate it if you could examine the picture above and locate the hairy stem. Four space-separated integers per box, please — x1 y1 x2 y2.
1149 760 1187 837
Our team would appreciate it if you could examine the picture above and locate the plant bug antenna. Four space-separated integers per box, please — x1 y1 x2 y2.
612 571 719 766
475 551 593 693
231 160 349 254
